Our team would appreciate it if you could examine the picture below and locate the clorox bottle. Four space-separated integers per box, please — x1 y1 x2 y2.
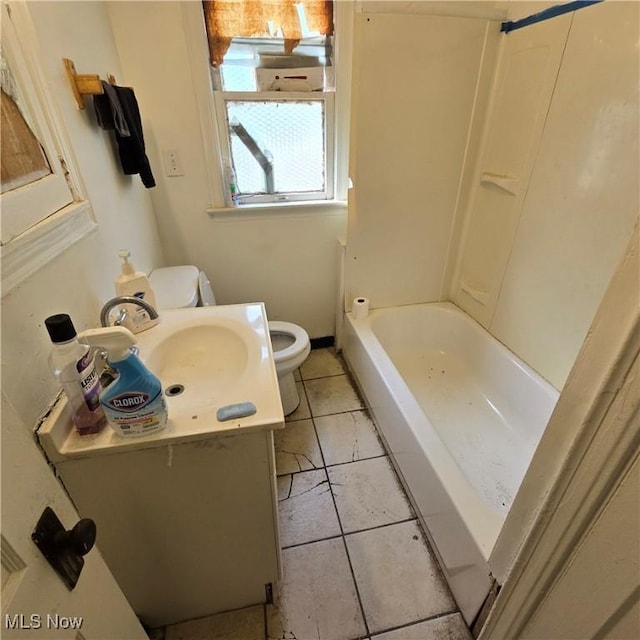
79 326 167 437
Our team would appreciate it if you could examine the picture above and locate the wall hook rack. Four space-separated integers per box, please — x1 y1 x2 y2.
63 58 115 110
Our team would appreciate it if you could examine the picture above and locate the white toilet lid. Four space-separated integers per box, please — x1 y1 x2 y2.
268 321 310 361
149 266 200 309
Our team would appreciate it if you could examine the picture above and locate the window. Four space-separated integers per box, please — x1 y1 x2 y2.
202 0 335 206
1 1 94 297
0 1 77 244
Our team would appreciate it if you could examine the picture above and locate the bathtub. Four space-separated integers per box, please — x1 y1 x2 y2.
343 302 558 624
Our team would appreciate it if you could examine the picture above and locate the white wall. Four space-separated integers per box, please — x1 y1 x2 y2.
107 1 347 338
454 1 639 389
28 1 164 294
345 9 500 310
1 1 165 431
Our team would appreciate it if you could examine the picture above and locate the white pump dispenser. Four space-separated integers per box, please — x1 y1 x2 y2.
114 250 159 333
79 326 167 437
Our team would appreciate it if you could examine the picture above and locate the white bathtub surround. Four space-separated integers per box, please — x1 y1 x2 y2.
453 2 639 390
346 12 500 311
343 303 559 624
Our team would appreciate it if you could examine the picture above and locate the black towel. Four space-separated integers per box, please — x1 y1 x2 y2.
93 83 155 189
93 82 130 136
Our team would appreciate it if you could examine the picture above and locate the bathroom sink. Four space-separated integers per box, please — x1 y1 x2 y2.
143 323 249 397
134 303 279 416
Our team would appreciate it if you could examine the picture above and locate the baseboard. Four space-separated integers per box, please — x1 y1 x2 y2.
310 336 334 349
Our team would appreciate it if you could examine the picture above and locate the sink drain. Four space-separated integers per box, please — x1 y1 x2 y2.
165 384 185 397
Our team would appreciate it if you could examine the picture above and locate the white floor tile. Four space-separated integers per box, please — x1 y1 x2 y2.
266 538 367 640
285 381 310 421
304 374 364 417
159 384 468 640
300 347 346 379
328 457 413 533
165 604 264 640
277 469 341 547
316 410 385 466
346 521 456 634
274 418 323 475
372 613 472 640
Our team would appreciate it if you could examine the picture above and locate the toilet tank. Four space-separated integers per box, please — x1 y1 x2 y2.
149 266 200 310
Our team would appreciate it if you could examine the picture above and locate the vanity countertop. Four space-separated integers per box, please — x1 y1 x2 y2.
38 303 284 461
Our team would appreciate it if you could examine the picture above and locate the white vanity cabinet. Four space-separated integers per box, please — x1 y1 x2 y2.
51 426 281 627
38 303 285 626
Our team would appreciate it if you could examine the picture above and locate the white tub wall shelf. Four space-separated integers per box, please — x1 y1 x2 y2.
459 280 489 306
479 172 521 196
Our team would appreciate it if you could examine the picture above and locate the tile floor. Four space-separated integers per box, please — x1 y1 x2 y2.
153 349 473 640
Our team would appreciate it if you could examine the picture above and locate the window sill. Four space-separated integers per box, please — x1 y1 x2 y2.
1 200 97 297
207 199 347 220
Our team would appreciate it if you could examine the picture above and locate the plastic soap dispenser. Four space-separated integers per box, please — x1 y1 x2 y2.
79 326 168 437
114 250 159 333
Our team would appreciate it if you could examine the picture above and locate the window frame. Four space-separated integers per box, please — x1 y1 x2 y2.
0 0 95 296
1 1 79 244
213 89 335 205
180 1 352 213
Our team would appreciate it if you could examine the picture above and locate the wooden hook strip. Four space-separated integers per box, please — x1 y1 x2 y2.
63 58 103 110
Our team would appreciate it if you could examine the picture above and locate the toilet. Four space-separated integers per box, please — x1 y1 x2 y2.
148 265 310 416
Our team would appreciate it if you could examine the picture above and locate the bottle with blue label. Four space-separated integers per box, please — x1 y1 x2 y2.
114 250 159 333
79 326 167 437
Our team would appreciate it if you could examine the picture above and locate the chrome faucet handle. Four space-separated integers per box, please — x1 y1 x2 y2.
114 307 128 327
100 296 159 328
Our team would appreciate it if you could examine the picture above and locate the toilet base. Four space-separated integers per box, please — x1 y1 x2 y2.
278 371 300 416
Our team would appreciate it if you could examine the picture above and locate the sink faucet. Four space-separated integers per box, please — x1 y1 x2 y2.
100 296 159 328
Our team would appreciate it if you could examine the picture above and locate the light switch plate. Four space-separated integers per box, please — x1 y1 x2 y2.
163 149 184 176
